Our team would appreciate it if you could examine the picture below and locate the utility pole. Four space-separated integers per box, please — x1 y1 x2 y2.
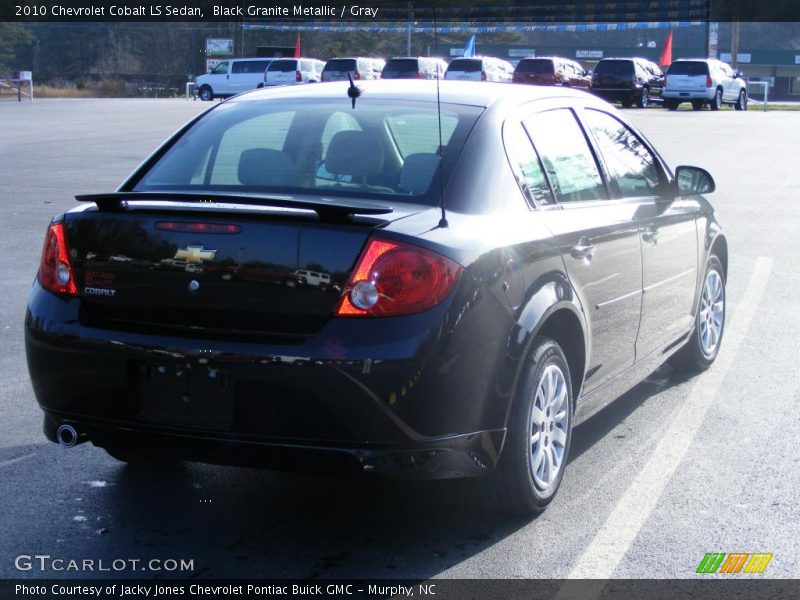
407 1 413 56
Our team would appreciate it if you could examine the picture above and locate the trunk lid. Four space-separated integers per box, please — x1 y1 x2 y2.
65 202 417 339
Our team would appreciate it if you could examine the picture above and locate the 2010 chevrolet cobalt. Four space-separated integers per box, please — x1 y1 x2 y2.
25 81 726 515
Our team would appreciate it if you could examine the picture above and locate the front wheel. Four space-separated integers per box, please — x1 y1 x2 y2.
198 85 214 101
486 337 573 515
735 89 748 111
664 99 679 110
670 256 726 372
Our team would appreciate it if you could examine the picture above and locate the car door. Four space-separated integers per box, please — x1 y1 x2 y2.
229 60 269 94
206 61 231 95
581 108 698 358
520 107 643 392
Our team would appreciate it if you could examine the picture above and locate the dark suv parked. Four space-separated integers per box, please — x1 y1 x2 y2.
591 57 664 108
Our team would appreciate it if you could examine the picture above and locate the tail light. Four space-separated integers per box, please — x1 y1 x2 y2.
706 74 713 87
354 71 361 80
296 71 302 82
335 238 462 317
39 222 78 296
416 71 421 78
481 71 487 81
512 73 521 82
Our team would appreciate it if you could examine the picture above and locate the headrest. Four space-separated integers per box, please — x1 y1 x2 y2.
324 131 384 178
399 153 441 194
238 148 294 187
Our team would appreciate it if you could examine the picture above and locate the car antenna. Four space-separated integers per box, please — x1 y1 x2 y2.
434 7 448 228
347 73 362 109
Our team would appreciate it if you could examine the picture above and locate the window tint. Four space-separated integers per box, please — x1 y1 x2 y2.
268 60 297 72
210 62 229 74
515 59 555 74
666 61 709 76
504 122 554 205
448 59 482 73
231 61 268 74
325 59 357 72
135 99 482 206
523 109 605 203
583 110 663 198
595 60 634 76
382 59 419 78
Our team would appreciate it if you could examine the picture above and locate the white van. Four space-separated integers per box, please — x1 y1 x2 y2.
296 270 332 290
265 58 326 86
196 58 274 101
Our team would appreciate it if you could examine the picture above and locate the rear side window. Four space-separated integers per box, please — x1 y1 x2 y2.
667 61 709 76
523 109 605 203
503 122 554 206
583 110 664 198
448 59 482 73
231 61 268 74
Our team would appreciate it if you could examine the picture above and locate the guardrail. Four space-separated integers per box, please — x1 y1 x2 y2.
0 77 33 101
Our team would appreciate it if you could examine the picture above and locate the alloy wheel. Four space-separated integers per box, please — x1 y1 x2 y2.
530 364 570 491
699 268 725 356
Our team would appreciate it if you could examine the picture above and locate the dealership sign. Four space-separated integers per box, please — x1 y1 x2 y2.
720 53 752 64
576 50 603 59
509 49 536 58
206 38 234 57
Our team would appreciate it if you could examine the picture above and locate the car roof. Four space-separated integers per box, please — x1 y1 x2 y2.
234 79 594 108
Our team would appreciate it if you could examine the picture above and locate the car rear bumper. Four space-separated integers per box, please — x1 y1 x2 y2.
25 279 515 478
662 89 714 100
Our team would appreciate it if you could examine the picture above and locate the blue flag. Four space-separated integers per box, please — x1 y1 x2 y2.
463 34 476 57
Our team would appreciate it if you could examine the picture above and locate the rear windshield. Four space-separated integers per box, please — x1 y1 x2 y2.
514 59 554 74
447 59 482 73
667 61 710 76
382 59 419 78
323 59 357 72
595 60 634 75
134 98 483 206
268 60 297 72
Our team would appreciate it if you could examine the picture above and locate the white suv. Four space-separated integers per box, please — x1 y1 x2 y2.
264 58 325 86
663 59 748 111
196 58 274 101
445 56 514 82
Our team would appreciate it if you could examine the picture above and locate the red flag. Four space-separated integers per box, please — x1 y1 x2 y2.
659 30 673 68
294 34 301 58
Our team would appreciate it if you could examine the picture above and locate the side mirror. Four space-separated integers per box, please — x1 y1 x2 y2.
674 165 715 195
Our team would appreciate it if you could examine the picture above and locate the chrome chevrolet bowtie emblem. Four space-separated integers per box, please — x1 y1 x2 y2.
174 245 217 263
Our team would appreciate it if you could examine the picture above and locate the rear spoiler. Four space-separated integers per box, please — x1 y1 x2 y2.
76 191 394 220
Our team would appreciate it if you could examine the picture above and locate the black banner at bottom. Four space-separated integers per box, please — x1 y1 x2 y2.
3 579 800 600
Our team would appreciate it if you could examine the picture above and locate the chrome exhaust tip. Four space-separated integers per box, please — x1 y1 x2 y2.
56 424 83 448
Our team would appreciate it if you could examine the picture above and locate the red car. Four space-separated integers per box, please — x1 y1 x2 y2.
513 57 592 89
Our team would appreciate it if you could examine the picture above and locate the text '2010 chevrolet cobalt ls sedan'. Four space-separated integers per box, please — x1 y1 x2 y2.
25 81 726 515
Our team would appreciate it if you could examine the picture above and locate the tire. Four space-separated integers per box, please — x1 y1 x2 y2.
735 89 748 111
636 87 650 108
670 256 726 372
198 85 214 101
621 98 633 109
692 101 704 111
710 88 722 111
486 337 573 515
664 99 679 111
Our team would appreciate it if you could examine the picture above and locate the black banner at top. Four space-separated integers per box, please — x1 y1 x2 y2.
3 0 800 23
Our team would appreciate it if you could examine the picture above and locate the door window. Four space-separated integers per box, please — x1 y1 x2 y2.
503 122 554 206
522 109 606 203
210 62 229 75
582 109 664 198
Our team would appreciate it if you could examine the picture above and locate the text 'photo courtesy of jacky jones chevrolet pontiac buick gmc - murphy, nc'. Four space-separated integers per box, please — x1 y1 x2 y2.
25 80 726 516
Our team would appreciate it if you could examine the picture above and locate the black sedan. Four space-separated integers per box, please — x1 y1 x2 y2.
25 81 726 515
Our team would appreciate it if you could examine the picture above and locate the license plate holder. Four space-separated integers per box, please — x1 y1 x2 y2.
138 362 234 430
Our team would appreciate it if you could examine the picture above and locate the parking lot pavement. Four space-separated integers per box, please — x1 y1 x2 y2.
1 99 798 579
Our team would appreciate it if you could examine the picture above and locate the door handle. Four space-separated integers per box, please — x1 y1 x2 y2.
642 228 659 246
571 238 595 260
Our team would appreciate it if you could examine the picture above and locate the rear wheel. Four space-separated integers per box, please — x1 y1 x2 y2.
670 256 725 372
710 88 722 111
692 100 704 111
621 98 633 109
198 85 214 101
664 99 679 110
735 89 748 111
486 337 573 515
636 87 650 108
